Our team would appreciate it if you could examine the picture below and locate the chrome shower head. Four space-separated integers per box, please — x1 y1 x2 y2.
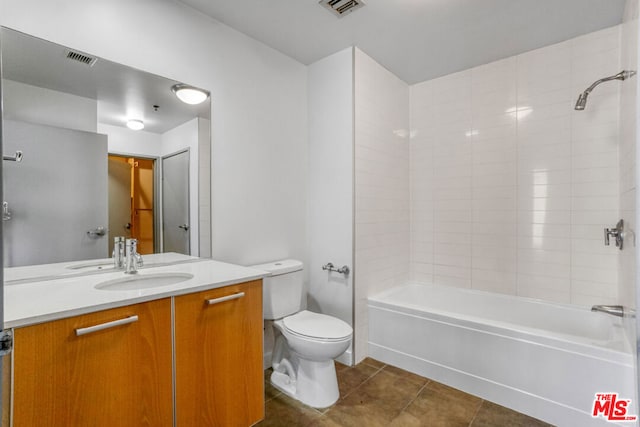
574 70 636 111
574 92 588 110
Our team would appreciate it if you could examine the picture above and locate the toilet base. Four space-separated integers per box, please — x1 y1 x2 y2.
271 357 339 408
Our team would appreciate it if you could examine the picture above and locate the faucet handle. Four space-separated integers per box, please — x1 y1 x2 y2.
135 253 144 268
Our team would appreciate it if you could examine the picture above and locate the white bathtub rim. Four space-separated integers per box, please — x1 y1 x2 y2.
368 283 633 357
368 304 633 369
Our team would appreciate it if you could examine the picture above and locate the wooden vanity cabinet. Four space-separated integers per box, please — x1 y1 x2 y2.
174 279 264 427
10 279 264 427
12 298 173 427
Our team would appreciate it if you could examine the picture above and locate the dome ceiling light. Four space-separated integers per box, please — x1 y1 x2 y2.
126 119 145 131
171 84 210 105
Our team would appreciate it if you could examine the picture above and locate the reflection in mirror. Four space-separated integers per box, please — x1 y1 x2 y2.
1 27 212 279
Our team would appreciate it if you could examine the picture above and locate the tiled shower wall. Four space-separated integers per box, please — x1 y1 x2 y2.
354 48 410 362
410 26 623 306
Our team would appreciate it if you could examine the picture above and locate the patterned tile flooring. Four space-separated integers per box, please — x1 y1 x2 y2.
256 358 552 427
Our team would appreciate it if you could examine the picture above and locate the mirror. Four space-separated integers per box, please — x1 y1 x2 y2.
0 27 212 281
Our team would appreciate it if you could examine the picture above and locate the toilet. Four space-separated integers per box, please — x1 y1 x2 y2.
251 259 352 408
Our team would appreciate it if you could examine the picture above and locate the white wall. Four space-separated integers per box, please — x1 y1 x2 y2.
0 0 308 267
307 47 354 365
2 80 96 132
410 26 622 306
97 123 163 157
354 48 410 363
161 118 199 255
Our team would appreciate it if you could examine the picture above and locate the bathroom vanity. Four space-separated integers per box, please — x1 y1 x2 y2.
4 259 267 427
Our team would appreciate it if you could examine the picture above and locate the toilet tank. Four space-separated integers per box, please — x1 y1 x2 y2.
250 259 304 320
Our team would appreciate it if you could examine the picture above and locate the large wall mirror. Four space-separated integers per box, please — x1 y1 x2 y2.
1 27 212 280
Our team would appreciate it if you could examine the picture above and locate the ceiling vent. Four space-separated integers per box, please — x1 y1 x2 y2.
319 0 365 18
65 49 98 67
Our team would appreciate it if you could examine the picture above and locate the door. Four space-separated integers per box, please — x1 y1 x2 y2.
174 280 264 426
162 150 190 254
12 299 173 426
3 120 108 266
108 156 132 255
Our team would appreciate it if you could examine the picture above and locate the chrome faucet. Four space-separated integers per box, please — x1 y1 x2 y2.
113 236 125 269
124 238 144 274
591 305 625 318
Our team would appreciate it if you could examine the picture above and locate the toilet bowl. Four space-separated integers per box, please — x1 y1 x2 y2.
250 259 353 408
271 310 352 408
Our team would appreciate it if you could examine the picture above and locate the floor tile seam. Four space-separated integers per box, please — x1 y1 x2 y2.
466 398 486 427
397 379 431 415
341 364 386 400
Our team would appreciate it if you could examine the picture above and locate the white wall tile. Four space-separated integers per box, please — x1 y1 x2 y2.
354 48 410 363
408 25 624 307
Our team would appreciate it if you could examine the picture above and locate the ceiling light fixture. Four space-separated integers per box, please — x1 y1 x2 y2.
171 84 209 105
126 119 145 131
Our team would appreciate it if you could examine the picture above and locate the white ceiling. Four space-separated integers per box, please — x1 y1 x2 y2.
179 0 626 84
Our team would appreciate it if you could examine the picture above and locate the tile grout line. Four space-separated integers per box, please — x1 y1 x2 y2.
467 399 486 427
397 379 431 415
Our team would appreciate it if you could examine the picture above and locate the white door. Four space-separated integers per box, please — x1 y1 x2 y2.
162 150 190 255
3 120 108 267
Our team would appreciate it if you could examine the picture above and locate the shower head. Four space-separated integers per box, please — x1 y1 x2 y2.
574 92 588 110
574 70 636 110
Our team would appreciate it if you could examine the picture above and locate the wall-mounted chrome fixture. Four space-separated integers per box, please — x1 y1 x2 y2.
2 202 11 221
322 262 350 276
575 70 636 110
3 150 23 162
604 219 624 250
591 305 626 318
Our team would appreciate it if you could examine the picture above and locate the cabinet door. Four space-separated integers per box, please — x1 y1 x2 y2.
13 299 173 427
175 280 264 427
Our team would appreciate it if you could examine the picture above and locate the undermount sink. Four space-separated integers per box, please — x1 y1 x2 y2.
95 272 194 291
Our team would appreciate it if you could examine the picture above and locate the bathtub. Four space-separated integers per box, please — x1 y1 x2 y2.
368 284 635 427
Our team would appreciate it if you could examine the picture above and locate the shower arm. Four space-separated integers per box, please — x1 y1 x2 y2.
582 70 635 96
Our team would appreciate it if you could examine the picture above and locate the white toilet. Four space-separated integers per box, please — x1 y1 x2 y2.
252 259 352 408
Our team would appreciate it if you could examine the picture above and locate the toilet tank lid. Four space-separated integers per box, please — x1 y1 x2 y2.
249 259 303 276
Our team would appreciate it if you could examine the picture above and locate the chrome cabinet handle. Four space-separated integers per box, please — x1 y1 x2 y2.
178 224 190 231
206 292 245 306
75 315 139 336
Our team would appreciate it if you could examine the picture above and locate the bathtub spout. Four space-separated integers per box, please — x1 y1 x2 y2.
591 305 625 317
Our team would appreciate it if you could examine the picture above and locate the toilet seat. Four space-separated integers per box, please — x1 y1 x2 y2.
283 310 352 342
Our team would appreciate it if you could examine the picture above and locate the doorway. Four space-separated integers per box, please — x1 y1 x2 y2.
108 155 156 255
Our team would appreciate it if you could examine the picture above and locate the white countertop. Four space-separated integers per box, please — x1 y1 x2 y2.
5 252 201 284
5 259 268 328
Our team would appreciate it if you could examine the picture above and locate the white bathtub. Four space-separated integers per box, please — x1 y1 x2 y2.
368 284 635 427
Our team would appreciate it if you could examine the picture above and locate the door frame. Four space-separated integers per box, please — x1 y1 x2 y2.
108 152 161 253
161 148 191 254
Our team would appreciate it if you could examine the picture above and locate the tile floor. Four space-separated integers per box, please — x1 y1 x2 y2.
257 358 552 427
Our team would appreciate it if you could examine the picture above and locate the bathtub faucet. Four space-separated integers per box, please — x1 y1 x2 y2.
591 305 625 318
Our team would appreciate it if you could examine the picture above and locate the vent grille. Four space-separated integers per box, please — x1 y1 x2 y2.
65 50 98 67
319 0 365 18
